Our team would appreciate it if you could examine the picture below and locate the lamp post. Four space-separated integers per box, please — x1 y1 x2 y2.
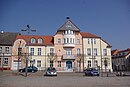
18 41 22 72
21 25 36 77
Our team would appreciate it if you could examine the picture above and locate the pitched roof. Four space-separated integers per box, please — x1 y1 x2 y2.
16 35 54 46
57 18 80 32
111 49 120 55
112 48 130 59
80 32 100 38
0 32 20 46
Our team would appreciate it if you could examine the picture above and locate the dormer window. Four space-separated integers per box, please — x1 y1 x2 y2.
31 38 36 43
38 38 43 44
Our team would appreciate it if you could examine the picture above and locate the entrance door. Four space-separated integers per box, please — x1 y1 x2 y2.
66 61 72 71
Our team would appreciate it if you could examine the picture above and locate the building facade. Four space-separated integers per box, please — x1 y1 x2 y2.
2 17 112 72
112 48 130 71
0 32 19 70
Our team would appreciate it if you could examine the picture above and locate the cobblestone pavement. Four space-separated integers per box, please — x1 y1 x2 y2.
0 71 130 87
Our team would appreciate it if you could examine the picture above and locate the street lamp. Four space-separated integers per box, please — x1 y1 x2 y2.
21 24 36 77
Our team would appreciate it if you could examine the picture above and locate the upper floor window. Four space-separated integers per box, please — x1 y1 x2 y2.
58 38 61 44
64 30 74 35
88 38 91 44
94 48 97 56
38 48 41 55
66 49 72 55
77 39 80 44
0 47 2 53
77 48 80 54
50 48 54 53
58 61 61 67
5 47 9 53
30 48 34 55
66 24 72 29
87 48 91 56
38 38 42 44
31 38 36 44
103 49 107 56
94 39 96 44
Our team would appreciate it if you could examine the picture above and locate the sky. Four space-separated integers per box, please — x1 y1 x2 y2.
0 0 130 50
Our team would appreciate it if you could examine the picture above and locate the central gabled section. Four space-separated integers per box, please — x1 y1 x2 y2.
57 17 80 48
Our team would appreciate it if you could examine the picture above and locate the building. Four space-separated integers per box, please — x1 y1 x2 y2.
112 48 130 71
10 17 112 72
0 31 20 70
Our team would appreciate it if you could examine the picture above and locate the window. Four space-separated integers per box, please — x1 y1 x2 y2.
66 49 72 55
5 47 9 53
77 48 80 55
30 48 34 55
77 39 80 44
103 49 107 56
38 38 42 44
67 38 69 43
50 61 53 67
88 61 91 68
58 61 61 67
70 38 73 43
94 39 96 44
66 24 72 29
88 38 91 44
0 58 1 66
31 38 36 43
94 48 97 56
94 60 98 67
38 48 41 55
0 47 2 53
87 48 91 56
50 48 54 53
4 58 8 66
37 60 41 67
58 38 61 44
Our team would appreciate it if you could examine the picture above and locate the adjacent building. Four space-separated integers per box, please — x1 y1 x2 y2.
0 31 20 70
112 48 130 71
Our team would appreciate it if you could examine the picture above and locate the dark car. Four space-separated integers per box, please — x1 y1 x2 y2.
44 67 57 76
19 66 38 73
84 68 99 76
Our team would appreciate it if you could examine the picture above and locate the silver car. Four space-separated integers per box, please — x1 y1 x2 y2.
44 67 57 76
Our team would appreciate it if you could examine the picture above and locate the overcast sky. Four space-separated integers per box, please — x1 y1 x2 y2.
0 0 130 50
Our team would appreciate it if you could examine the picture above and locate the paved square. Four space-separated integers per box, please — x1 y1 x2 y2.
0 71 130 87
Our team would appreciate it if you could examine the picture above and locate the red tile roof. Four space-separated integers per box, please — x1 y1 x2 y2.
80 32 100 38
16 35 54 46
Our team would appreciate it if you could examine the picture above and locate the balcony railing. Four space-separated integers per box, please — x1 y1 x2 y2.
63 43 75 48
62 54 77 60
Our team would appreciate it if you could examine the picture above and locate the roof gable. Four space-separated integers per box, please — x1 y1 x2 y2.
57 18 80 32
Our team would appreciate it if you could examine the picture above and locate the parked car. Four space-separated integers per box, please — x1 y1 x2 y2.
19 66 38 73
44 67 57 76
84 68 99 76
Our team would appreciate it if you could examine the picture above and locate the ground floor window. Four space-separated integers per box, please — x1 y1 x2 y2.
4 58 8 66
94 60 98 67
58 61 61 67
37 60 41 67
50 61 53 67
88 60 91 68
0 58 1 66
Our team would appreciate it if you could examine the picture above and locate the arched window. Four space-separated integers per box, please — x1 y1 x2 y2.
38 38 43 44
31 38 36 43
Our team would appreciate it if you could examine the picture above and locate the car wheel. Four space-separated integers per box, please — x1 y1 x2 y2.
20 70 23 73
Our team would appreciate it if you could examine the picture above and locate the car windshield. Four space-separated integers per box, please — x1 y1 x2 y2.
47 67 56 71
